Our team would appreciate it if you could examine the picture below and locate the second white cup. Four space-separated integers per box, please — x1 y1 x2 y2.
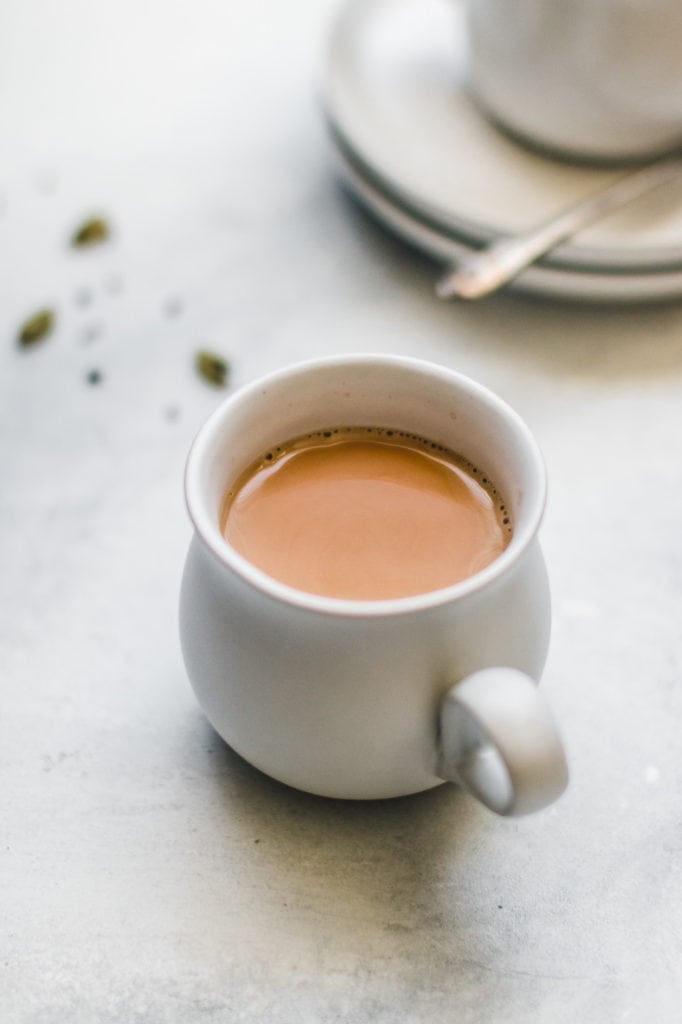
467 0 682 162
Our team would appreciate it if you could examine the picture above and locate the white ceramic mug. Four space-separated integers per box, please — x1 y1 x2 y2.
180 355 568 815
467 0 682 162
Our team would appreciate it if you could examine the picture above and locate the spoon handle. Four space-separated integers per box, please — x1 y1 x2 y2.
436 156 682 300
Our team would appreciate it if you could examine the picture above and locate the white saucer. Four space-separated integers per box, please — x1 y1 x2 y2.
323 0 682 275
329 127 682 303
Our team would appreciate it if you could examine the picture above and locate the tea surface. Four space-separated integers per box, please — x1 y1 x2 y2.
222 428 511 600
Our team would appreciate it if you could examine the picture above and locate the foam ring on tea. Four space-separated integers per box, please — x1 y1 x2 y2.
221 426 511 601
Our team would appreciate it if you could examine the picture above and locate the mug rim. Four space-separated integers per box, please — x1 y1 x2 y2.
184 353 547 619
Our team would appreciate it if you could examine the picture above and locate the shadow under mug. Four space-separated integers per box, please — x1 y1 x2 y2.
180 354 568 816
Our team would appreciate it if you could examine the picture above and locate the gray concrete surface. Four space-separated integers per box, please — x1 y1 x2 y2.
2 1 682 1020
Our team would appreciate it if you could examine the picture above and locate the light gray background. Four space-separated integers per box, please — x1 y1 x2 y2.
2 1 681 1021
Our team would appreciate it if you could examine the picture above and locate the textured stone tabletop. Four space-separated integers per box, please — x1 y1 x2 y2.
2 1 682 1021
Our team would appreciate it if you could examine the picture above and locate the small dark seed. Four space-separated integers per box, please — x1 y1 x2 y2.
71 216 110 248
163 297 183 318
74 286 94 308
81 323 103 345
195 350 230 387
86 369 103 386
18 308 56 347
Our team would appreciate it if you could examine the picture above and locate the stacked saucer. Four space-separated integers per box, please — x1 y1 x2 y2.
321 0 682 302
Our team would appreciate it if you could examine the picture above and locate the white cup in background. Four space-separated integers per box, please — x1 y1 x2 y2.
467 0 682 162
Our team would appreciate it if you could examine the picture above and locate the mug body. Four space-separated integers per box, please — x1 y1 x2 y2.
180 355 550 800
467 0 682 162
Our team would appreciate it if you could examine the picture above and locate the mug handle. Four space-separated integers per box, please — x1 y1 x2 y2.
437 668 569 816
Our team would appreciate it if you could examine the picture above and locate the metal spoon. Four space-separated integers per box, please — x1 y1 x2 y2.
436 155 682 300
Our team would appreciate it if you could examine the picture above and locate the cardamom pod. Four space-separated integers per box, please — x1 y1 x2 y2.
18 309 56 347
71 216 110 247
195 350 230 387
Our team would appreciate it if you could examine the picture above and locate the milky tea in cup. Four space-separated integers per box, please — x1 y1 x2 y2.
222 426 512 601
180 355 568 814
